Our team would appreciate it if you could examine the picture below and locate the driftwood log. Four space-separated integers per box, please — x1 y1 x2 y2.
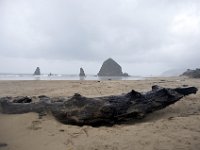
0 85 198 126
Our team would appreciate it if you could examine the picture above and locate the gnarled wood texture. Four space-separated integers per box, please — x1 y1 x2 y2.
0 85 198 126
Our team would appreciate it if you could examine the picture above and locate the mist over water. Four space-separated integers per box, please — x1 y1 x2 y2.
0 74 144 80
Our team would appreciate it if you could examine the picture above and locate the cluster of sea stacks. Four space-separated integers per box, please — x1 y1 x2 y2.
80 58 128 77
33 59 200 79
34 58 129 77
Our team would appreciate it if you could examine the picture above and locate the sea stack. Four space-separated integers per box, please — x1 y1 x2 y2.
34 67 41 75
79 67 86 77
98 58 127 76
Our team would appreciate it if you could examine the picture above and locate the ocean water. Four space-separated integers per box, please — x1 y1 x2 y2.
0 74 144 80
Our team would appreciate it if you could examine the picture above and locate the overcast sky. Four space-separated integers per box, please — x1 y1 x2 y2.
0 0 200 76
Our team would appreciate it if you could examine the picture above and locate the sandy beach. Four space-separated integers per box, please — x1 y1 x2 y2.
0 77 200 150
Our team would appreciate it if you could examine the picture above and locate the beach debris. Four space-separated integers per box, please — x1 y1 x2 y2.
98 58 128 76
34 67 41 75
0 143 8 148
0 85 198 126
79 68 86 77
59 129 65 132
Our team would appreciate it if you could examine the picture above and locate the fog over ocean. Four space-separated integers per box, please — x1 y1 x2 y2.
0 73 144 80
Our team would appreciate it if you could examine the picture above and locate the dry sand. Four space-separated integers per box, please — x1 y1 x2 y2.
0 77 200 150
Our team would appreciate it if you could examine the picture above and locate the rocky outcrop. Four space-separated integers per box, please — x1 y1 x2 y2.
98 58 128 76
33 67 41 75
181 68 200 78
79 68 86 77
123 73 129 77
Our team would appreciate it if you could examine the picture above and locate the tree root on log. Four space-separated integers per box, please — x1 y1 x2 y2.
0 85 198 126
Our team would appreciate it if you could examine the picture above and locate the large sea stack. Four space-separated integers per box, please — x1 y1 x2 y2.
79 67 86 77
34 67 41 75
98 58 128 76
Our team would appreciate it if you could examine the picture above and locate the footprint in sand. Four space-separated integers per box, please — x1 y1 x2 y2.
67 127 89 138
64 139 74 150
28 120 42 130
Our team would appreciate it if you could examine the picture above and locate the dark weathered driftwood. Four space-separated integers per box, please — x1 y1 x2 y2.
0 85 198 126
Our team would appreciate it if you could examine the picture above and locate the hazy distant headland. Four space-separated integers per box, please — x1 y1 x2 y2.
181 68 200 78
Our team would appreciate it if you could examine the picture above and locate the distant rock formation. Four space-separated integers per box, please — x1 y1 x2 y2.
123 73 129 77
161 69 186 77
98 58 128 76
181 68 200 78
34 67 41 75
79 67 86 77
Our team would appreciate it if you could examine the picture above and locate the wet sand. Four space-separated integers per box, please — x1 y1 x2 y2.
0 77 200 150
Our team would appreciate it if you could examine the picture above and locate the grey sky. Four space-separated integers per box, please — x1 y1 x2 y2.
0 0 200 76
